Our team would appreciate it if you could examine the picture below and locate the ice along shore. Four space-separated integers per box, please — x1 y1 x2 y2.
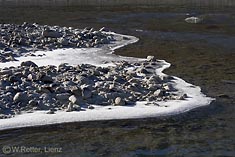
0 23 214 130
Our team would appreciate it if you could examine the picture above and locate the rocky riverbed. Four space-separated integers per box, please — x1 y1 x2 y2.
0 23 118 63
0 57 187 119
0 23 189 120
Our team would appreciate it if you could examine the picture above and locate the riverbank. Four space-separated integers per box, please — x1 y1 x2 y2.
0 23 213 130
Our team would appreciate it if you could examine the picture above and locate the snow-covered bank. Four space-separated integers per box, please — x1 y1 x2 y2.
0 33 139 68
0 32 214 131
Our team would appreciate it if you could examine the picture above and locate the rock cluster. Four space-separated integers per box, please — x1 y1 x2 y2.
0 57 187 119
0 23 116 62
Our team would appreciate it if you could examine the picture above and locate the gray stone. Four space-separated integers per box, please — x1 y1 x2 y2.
6 56 17 61
154 89 165 97
70 87 82 96
137 67 151 74
114 97 125 106
58 38 69 46
88 105 95 109
46 108 56 114
21 61 38 67
69 95 78 104
0 42 6 48
28 100 38 107
146 56 156 62
5 86 14 92
179 94 188 100
41 75 53 83
56 93 70 101
13 92 28 103
42 29 62 38
0 69 12 75
82 88 92 99
27 74 37 81
73 104 81 111
37 87 51 93
66 102 73 112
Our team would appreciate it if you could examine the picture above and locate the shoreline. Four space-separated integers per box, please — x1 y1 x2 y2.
0 57 213 131
0 27 213 131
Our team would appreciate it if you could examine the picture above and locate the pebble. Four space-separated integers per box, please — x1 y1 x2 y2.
70 87 81 96
69 95 78 104
13 92 28 103
46 109 55 114
88 105 95 109
66 102 73 112
27 74 36 81
21 61 38 67
40 75 53 83
82 87 92 99
42 29 62 38
114 97 125 106
179 94 188 100
28 100 38 107
146 56 156 62
56 93 70 101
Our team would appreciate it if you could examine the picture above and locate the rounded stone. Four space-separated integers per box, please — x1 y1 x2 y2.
82 88 92 99
28 100 38 107
69 95 78 104
21 61 38 67
13 92 28 103
41 75 53 83
114 97 125 106
146 55 156 62
66 102 73 112
88 105 95 109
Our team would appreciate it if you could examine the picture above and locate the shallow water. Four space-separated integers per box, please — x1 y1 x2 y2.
0 7 235 157
0 100 235 157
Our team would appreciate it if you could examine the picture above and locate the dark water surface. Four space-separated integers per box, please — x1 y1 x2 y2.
0 100 235 157
0 5 235 157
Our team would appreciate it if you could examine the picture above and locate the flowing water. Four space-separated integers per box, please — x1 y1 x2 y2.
0 5 235 157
